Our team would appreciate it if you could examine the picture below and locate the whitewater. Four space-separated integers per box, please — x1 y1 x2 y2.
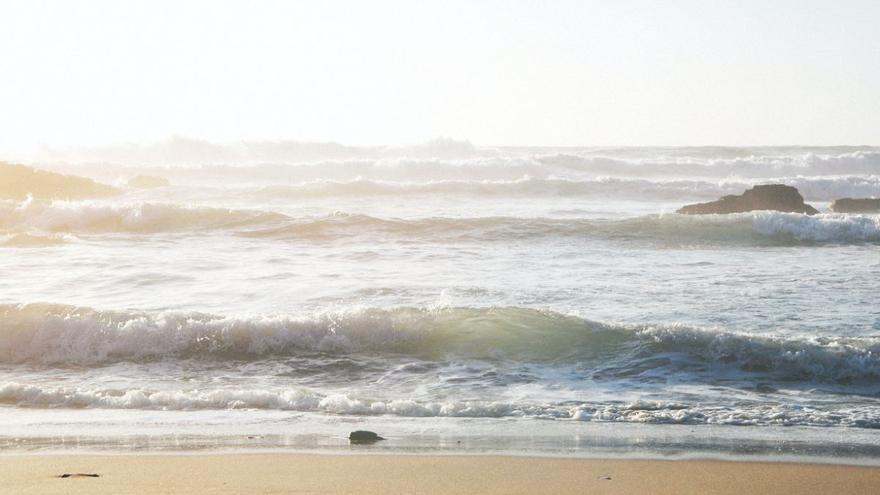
1 145 879 460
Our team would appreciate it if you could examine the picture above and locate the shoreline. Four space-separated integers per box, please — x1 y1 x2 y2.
5 410 880 463
3 453 880 495
4 444 880 468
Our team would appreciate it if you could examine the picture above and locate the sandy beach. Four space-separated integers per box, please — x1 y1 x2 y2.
2 454 878 495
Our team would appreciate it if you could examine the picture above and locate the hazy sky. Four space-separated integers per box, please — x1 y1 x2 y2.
1 0 878 152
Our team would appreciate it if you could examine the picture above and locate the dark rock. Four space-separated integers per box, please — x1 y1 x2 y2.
677 184 818 215
830 198 880 213
349 430 385 444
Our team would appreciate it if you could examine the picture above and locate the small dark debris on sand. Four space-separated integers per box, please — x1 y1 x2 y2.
349 430 385 444
59 473 100 478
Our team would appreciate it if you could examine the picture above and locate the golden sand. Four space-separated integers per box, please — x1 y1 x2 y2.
2 454 878 495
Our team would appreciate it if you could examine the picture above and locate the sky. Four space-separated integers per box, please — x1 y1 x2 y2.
0 0 878 153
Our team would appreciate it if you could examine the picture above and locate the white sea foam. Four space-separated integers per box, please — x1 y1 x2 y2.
537 150 880 178
0 304 416 364
1 381 877 428
36 147 880 185
751 212 880 242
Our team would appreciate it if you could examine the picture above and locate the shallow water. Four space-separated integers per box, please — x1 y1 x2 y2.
2 146 879 459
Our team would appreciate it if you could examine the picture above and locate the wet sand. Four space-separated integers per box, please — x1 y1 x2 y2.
2 454 879 494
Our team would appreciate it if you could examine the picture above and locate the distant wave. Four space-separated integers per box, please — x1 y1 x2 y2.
3 200 878 245
39 149 880 184
2 304 878 385
250 177 742 200
248 175 880 202
242 211 880 245
785 175 880 201
0 198 283 234
536 150 880 179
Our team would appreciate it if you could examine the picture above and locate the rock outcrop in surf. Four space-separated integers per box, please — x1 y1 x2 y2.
676 184 818 215
830 198 880 213
0 162 118 200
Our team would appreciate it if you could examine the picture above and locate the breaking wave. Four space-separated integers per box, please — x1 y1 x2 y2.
751 212 880 242
41 148 880 183
242 211 880 245
534 150 880 179
0 381 877 427
249 175 880 202
2 304 878 384
3 199 878 245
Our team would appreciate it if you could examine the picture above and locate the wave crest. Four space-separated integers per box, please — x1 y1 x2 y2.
2 304 878 383
752 212 880 242
243 211 880 245
40 148 880 182
2 200 878 245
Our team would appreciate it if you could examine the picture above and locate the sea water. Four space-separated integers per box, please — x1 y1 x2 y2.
1 146 879 461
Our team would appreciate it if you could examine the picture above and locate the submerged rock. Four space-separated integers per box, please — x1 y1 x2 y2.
677 184 818 215
349 430 385 444
830 198 880 213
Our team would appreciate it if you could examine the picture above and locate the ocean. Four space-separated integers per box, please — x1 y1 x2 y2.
1 145 879 461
